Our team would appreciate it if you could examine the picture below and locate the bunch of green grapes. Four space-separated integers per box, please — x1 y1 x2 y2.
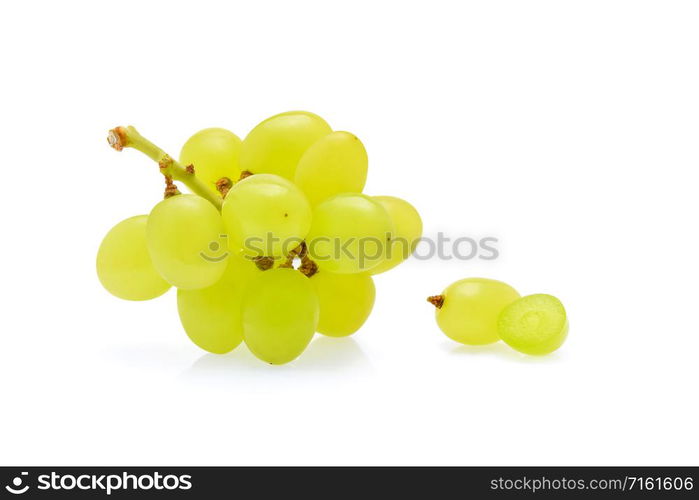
97 112 422 364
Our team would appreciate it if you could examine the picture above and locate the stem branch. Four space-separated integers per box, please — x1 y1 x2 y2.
108 126 223 210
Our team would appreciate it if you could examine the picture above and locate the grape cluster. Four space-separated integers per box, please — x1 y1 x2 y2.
428 278 568 355
97 111 422 364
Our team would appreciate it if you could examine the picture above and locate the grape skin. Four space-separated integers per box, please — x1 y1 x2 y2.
239 111 332 180
177 253 260 354
222 174 312 259
179 127 242 193
311 271 375 337
498 294 568 355
147 194 228 290
370 196 422 275
435 278 520 345
96 215 171 301
306 193 393 274
242 269 319 364
294 131 368 206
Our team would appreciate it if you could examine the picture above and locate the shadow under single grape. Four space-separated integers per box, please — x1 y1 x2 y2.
446 341 564 363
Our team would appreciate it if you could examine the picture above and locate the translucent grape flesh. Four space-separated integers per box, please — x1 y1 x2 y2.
306 193 393 274
498 294 568 355
370 196 422 275
294 131 368 206
96 215 171 301
177 254 260 354
147 194 228 290
179 127 242 193
239 111 332 180
436 278 520 345
242 269 319 364
222 174 311 258
312 271 375 337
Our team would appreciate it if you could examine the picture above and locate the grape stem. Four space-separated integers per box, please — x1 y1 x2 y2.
163 176 181 198
427 295 444 308
253 256 276 271
278 242 319 277
298 255 319 278
215 177 233 197
107 126 223 210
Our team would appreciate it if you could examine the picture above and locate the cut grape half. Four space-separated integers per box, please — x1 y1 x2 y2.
498 294 568 355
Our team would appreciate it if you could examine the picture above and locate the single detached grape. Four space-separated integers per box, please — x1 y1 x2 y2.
96 215 171 301
147 194 228 290
177 253 260 354
306 193 393 274
498 294 568 355
221 174 312 258
311 271 375 337
429 278 520 345
239 111 332 179
294 131 368 205
370 196 422 275
179 128 242 193
242 268 319 364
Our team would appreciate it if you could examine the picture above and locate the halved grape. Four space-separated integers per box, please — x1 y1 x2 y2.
498 294 568 355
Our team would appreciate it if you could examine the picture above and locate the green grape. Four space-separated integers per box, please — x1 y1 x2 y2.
242 268 319 364
294 131 368 205
239 111 332 179
431 278 520 345
177 253 260 354
311 271 375 337
179 127 242 193
222 174 312 258
96 215 171 301
147 194 228 290
370 196 422 275
498 294 568 355
306 193 393 274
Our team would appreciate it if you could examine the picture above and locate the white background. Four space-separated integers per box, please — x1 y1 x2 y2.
0 0 697 466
